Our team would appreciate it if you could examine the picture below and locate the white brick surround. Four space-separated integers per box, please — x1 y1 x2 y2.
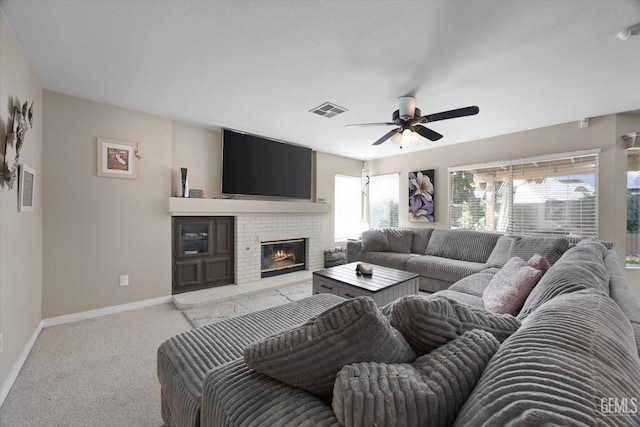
235 215 325 284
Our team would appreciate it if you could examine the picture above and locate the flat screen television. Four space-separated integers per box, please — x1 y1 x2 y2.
221 129 312 199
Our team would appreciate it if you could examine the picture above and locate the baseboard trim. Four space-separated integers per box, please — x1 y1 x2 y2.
0 295 173 409
41 295 173 328
0 321 43 408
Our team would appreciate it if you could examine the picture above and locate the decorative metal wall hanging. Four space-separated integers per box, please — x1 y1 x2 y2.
2 100 34 189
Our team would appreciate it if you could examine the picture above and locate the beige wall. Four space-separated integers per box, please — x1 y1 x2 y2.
171 122 220 197
42 91 173 318
0 10 43 389
367 114 639 296
315 152 364 248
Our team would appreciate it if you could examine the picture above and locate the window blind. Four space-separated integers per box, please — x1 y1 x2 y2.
334 174 362 240
369 173 399 229
449 151 598 238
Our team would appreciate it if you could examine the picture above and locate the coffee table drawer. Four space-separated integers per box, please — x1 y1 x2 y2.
313 276 341 296
339 285 372 299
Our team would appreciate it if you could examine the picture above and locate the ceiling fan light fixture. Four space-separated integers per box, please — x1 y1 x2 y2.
391 128 419 148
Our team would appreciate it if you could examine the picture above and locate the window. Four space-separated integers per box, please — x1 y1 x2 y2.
449 150 598 238
334 175 362 240
369 173 399 228
627 149 640 268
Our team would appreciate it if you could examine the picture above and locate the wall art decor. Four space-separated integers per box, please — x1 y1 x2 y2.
2 100 34 189
18 164 35 212
409 169 434 222
97 138 137 179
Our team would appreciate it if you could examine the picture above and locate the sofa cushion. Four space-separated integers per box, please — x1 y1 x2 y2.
455 289 640 427
517 240 610 321
425 229 501 263
361 229 388 252
244 296 415 396
383 227 414 253
483 257 543 315
332 330 500 427
410 227 433 254
202 359 339 427
359 251 416 271
432 290 485 309
388 295 521 356
448 272 496 298
508 236 569 265
406 255 488 285
485 235 517 268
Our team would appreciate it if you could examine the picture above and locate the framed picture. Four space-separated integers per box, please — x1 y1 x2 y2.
18 164 35 212
97 138 137 179
409 169 434 222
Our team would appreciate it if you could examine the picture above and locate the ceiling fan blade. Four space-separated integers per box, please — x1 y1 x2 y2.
346 122 395 127
372 128 400 145
413 125 443 141
420 106 479 123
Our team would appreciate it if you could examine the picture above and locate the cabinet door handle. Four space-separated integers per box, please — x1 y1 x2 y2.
320 285 333 291
344 293 355 298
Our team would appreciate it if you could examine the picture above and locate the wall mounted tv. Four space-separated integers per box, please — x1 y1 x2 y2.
221 129 312 200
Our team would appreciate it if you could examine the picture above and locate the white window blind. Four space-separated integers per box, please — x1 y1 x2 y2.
334 174 362 241
449 151 598 238
627 149 640 268
369 173 399 229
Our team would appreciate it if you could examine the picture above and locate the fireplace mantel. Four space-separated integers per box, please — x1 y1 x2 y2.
168 197 330 216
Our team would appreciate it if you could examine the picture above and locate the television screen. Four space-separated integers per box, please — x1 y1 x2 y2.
222 129 312 199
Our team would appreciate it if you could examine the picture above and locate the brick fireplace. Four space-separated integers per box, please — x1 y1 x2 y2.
235 215 325 284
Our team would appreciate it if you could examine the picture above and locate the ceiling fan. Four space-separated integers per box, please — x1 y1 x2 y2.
347 96 479 147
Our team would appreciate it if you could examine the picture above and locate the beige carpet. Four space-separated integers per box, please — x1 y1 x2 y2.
0 303 192 427
182 281 312 328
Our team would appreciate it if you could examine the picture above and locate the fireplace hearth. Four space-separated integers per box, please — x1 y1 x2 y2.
261 238 306 278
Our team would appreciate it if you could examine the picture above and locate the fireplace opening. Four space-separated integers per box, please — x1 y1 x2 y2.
261 238 306 278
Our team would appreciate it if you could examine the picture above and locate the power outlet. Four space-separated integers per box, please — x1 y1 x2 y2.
119 275 129 286
0 333 3 353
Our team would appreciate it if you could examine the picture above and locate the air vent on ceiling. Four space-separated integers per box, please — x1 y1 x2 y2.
309 102 348 118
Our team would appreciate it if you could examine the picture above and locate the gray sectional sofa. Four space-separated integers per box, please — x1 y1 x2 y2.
347 227 570 292
158 235 640 427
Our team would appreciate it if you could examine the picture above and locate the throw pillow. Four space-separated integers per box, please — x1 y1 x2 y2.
360 229 388 252
527 253 550 272
425 229 501 263
485 235 517 268
410 227 433 254
384 228 414 254
244 296 415 396
483 257 544 315
332 329 500 427
388 295 520 356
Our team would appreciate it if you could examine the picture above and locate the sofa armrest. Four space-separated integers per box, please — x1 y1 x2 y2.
346 239 362 263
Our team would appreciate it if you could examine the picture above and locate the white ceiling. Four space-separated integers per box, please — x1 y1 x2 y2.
2 0 640 160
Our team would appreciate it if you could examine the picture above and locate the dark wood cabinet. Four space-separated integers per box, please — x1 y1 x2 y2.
172 216 234 294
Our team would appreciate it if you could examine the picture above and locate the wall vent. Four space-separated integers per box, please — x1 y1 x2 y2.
309 102 347 118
